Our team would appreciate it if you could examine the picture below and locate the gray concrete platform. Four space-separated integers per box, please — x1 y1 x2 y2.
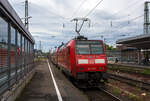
16 60 89 101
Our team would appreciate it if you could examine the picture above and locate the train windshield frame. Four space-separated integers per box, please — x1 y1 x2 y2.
76 40 104 55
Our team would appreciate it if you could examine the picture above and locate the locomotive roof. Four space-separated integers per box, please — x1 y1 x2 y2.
74 35 88 40
57 35 103 50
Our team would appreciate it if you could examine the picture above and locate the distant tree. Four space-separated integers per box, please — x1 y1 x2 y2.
105 44 117 51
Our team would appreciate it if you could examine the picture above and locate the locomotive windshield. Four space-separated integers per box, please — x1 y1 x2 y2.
76 41 104 54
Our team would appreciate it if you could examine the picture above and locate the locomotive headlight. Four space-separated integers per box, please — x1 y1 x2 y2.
78 59 88 64
95 59 105 64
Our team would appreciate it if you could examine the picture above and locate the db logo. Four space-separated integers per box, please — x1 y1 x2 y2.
89 59 94 64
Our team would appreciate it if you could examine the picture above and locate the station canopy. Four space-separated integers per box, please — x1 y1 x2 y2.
116 34 150 49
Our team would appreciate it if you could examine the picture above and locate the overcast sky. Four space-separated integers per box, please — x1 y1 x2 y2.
8 0 148 52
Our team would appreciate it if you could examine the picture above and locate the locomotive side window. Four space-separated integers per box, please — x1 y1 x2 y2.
76 41 104 54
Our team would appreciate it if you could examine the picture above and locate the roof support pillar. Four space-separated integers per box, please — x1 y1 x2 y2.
138 49 142 65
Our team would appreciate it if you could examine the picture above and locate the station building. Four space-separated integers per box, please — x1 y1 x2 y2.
116 34 150 65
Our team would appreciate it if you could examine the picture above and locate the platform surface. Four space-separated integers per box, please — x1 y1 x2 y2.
16 60 89 101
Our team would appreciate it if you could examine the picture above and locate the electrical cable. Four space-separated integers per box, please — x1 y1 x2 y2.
112 15 144 29
130 14 144 21
71 0 88 19
84 0 104 17
111 0 144 17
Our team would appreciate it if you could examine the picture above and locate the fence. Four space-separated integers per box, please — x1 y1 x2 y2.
0 13 34 96
106 50 138 64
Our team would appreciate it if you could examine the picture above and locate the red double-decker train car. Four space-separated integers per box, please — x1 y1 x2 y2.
51 36 107 87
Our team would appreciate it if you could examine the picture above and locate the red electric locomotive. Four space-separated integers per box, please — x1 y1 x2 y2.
51 18 108 87
51 36 107 87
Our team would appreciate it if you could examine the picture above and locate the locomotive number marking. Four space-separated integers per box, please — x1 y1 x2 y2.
88 67 96 70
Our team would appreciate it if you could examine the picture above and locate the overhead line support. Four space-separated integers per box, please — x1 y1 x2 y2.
25 0 29 29
144 1 150 34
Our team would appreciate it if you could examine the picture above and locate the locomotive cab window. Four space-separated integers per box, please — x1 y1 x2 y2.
91 44 104 54
76 44 90 54
76 40 104 55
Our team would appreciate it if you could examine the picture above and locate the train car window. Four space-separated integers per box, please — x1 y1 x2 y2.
0 17 8 68
76 41 104 54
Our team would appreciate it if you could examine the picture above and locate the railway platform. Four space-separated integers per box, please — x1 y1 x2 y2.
16 60 89 101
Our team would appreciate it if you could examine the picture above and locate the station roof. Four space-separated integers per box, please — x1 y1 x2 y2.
0 0 35 43
116 34 150 49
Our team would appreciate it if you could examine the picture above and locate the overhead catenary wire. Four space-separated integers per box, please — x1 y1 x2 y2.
110 15 144 34
70 0 88 19
84 0 104 17
111 0 144 17
130 14 144 21
112 14 144 24
122 2 144 16
86 0 145 28
108 0 144 26
11 0 145 41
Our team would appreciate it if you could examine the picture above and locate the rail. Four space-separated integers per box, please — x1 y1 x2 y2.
108 73 150 91
99 88 123 101
83 88 123 101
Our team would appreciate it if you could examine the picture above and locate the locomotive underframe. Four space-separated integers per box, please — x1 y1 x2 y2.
75 72 108 87
76 72 107 80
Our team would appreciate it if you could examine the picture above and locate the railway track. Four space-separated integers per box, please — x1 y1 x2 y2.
108 69 150 77
108 73 150 91
83 87 122 101
99 88 123 101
